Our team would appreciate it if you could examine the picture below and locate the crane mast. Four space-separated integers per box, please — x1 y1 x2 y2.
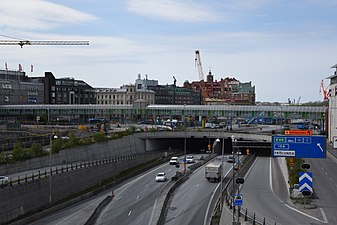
320 79 330 101
194 50 209 104
195 50 205 81
0 40 89 48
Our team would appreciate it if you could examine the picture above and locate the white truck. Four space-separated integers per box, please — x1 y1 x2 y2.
205 162 222 182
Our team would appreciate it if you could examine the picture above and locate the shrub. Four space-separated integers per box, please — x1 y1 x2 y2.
286 157 304 186
12 143 25 160
93 132 107 142
30 143 44 157
51 138 63 153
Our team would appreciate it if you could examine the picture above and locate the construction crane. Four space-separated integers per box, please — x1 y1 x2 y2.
0 40 89 48
320 79 330 101
195 50 205 81
194 50 208 104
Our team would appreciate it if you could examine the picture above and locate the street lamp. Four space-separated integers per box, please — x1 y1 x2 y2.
215 138 225 209
49 133 57 204
231 135 236 222
183 105 186 173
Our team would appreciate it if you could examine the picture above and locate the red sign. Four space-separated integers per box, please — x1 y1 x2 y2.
284 130 313 135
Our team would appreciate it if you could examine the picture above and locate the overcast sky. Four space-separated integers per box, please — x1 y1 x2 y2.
1 0 336 103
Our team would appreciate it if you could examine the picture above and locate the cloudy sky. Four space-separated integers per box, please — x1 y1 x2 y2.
1 0 337 103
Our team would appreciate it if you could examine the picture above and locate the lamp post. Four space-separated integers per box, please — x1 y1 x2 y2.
49 133 57 204
183 105 186 173
49 134 52 204
215 138 225 209
231 135 236 222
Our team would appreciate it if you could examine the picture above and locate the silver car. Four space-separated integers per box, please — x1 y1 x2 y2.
0 176 9 185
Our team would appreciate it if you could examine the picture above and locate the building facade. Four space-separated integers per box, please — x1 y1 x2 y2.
184 70 255 105
148 85 201 105
96 84 155 106
44 72 96 104
327 64 337 143
0 69 44 105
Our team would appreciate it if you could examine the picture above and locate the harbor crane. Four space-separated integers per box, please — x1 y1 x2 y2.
0 40 89 48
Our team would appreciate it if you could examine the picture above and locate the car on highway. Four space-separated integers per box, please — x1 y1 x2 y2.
186 155 195 163
169 156 179 165
155 172 167 182
227 156 235 163
0 176 9 185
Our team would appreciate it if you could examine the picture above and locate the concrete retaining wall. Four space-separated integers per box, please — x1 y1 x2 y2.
0 152 160 225
0 133 145 175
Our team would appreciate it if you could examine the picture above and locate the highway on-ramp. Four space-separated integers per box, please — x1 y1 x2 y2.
240 157 326 225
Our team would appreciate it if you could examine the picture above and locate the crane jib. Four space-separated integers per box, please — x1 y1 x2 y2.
0 40 89 47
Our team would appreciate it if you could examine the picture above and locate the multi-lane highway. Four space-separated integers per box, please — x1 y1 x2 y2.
18 142 337 225
26 155 198 225
164 156 234 225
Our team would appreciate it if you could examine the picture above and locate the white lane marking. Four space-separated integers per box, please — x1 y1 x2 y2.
320 208 329 224
128 210 132 216
116 196 123 200
327 151 337 164
137 195 140 200
196 184 200 188
269 157 326 223
148 197 158 225
116 163 167 195
269 157 273 192
203 168 231 225
284 204 326 223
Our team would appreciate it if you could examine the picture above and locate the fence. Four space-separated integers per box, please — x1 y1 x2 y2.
0 152 160 189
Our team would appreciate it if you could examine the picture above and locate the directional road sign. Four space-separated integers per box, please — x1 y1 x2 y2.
272 135 326 158
234 194 243 206
299 172 313 193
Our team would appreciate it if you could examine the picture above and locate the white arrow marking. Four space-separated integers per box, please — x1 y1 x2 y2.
299 183 313 192
299 173 312 182
317 143 324 152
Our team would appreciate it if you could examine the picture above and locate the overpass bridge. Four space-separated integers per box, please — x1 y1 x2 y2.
0 104 327 128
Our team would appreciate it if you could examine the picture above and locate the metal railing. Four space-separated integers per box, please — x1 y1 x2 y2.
0 152 160 188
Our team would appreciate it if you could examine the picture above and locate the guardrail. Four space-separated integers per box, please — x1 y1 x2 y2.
0 152 160 189
224 195 281 225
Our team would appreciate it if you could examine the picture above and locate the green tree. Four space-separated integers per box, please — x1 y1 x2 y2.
51 138 63 153
12 143 25 160
30 143 43 157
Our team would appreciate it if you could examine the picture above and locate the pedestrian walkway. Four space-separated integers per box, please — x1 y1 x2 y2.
220 201 250 225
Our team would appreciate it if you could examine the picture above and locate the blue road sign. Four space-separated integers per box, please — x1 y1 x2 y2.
272 135 326 158
234 194 243 206
299 172 313 193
